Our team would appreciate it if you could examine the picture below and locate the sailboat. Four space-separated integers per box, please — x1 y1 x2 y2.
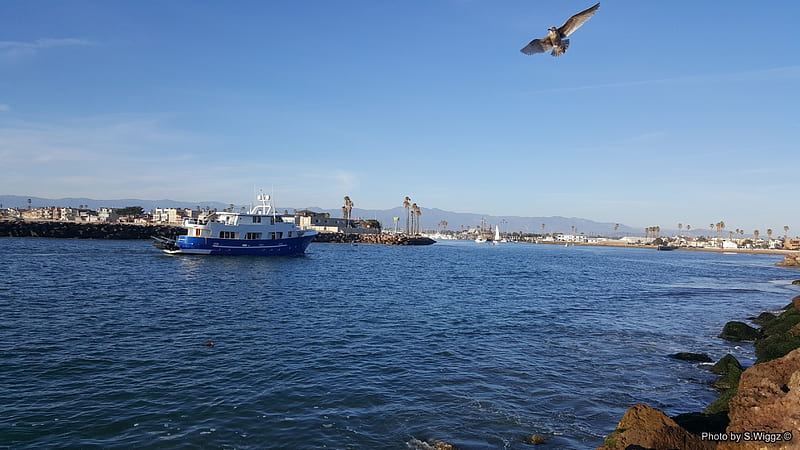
492 225 501 245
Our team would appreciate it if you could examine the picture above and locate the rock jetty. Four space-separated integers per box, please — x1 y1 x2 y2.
312 232 435 245
777 253 800 267
599 295 800 449
0 221 436 246
0 220 182 239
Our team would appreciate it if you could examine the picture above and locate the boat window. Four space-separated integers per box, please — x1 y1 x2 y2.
270 232 276 240
219 231 237 239
288 231 293 237
195 229 201 237
253 216 261 224
245 232 262 240
276 232 283 239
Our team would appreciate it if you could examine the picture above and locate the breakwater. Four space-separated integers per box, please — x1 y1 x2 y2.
312 232 435 245
0 220 182 239
0 221 436 246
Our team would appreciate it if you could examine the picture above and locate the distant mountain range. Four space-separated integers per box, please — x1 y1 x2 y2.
1 194 689 236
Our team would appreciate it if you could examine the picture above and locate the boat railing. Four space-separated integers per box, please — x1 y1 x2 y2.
183 218 211 226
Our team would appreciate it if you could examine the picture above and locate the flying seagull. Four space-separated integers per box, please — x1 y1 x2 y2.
520 2 600 57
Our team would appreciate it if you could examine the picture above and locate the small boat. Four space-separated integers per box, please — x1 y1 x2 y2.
153 193 317 256
657 245 678 251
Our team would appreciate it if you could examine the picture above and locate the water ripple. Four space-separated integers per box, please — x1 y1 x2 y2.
0 238 795 448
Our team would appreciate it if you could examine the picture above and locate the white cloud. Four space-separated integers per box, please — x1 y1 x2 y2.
523 66 800 96
0 38 94 61
0 114 364 206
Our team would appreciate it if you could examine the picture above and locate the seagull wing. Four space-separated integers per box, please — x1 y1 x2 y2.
520 38 553 55
557 2 600 37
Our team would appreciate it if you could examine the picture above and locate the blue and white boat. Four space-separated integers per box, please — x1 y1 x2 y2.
153 193 317 256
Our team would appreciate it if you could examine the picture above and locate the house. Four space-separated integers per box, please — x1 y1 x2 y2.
620 236 655 245
291 211 378 234
785 238 800 250
97 208 119 223
153 208 195 225
721 240 739 249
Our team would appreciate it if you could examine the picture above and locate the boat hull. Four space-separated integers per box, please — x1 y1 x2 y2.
167 233 316 256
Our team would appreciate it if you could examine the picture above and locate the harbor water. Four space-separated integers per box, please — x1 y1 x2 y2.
1 238 797 448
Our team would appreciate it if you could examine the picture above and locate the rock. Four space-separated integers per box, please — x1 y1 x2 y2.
312 232 435 246
792 280 800 285
711 354 743 375
710 354 744 391
789 323 800 338
793 295 800 311
777 255 800 267
525 434 547 445
671 352 713 362
0 221 183 240
754 333 800 364
712 365 742 391
407 439 456 450
704 386 738 415
597 404 715 450
719 321 760 341
672 412 730 436
750 311 777 326
761 307 800 336
718 348 800 450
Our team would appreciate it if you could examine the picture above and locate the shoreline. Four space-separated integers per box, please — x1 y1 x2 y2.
2 220 795 255
533 239 795 256
598 293 800 449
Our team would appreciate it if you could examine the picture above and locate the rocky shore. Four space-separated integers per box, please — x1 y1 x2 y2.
598 294 800 449
312 232 436 245
777 253 800 267
0 221 436 246
0 220 182 240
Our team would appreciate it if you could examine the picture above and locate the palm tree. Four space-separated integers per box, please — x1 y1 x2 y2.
403 196 411 234
767 229 773 241
408 203 418 234
678 223 683 235
686 224 691 234
343 196 354 224
785 226 790 238
413 204 422 234
754 230 760 242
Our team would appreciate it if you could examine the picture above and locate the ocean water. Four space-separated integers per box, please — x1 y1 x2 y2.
1 238 798 449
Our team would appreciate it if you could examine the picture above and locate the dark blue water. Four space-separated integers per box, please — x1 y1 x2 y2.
1 238 798 449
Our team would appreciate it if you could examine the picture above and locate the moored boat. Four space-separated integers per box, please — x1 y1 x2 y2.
153 193 317 256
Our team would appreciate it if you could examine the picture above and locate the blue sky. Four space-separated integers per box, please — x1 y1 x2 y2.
1 1 798 233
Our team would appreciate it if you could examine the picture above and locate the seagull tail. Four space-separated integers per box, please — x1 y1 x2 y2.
551 39 569 57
